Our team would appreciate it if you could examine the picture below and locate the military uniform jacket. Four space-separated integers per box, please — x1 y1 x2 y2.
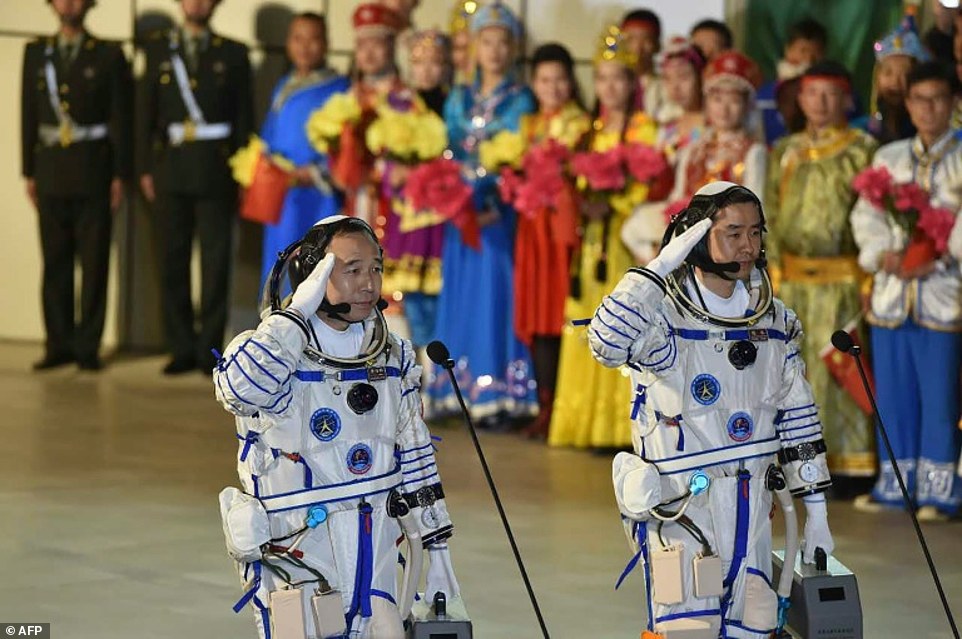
21 33 132 197
138 29 253 196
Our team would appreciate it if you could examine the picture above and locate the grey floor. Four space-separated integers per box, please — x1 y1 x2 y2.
1 341 960 638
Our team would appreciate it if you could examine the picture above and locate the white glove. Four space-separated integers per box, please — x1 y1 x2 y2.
646 217 712 278
287 252 336 318
801 496 834 565
613 452 662 520
412 544 469 620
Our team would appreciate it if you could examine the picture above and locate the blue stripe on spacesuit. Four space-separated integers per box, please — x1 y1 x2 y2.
237 431 260 462
238 345 284 385
402 471 438 487
776 410 818 424
293 367 402 382
720 471 751 637
607 296 649 324
589 327 627 353
639 336 675 369
630 384 647 420
398 442 433 457
780 431 821 443
371 589 396 605
402 462 436 476
649 436 779 465
593 311 634 341
671 328 788 342
401 386 420 398
248 338 289 369
745 566 771 586
655 608 721 624
233 561 272 639
599 301 642 335
401 451 434 465
346 503 375 631
777 423 820 436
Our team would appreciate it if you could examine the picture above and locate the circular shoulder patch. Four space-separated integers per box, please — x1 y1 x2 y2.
691 374 721 406
346 443 374 475
310 408 341 442
726 412 754 442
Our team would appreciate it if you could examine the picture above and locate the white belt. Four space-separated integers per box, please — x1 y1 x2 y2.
260 464 402 514
167 121 232 145
651 437 782 476
38 123 108 147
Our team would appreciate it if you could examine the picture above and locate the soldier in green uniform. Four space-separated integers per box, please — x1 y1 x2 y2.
21 0 132 372
138 0 253 375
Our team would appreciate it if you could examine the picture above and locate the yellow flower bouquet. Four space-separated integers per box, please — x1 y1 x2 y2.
365 97 448 164
305 92 362 154
478 130 525 173
229 135 296 225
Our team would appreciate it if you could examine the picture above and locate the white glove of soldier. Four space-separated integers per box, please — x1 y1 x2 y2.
412 544 469 621
287 252 336 318
646 217 713 279
801 495 835 564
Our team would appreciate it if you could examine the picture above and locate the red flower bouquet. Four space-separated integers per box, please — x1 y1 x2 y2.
852 166 956 273
404 158 479 249
570 147 626 193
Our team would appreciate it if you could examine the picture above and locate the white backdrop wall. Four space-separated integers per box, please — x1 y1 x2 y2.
0 0 721 346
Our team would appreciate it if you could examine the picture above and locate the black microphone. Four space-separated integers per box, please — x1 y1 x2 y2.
830 329 856 354
426 340 453 369
833 328 959 638
428 340 551 639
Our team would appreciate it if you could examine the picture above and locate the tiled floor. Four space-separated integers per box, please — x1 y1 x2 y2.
1 342 959 638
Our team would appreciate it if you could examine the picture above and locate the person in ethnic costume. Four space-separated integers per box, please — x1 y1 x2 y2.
380 30 452 350
852 62 962 521
765 62 878 490
258 12 349 286
852 11 930 145
429 2 537 421
513 43 591 439
623 50 766 265
549 25 659 449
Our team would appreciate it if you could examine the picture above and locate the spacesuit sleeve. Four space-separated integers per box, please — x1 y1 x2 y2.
587 269 676 373
773 308 832 497
394 339 454 547
213 312 308 418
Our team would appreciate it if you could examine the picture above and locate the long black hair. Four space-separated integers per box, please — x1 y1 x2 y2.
529 42 585 111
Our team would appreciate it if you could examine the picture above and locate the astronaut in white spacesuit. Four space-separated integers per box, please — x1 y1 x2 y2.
589 182 834 638
214 216 463 639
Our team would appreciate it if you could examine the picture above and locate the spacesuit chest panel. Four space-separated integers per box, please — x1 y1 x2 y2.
639 306 787 460
259 348 403 490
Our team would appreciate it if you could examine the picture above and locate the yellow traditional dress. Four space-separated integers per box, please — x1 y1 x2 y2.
766 125 878 476
549 112 658 448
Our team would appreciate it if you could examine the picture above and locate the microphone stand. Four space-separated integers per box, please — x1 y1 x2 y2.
433 348 551 639
842 339 959 639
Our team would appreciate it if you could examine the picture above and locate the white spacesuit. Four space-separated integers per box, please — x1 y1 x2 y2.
214 216 462 639
590 182 834 638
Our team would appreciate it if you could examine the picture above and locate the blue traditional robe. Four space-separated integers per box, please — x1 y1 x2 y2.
429 78 537 419
259 69 350 285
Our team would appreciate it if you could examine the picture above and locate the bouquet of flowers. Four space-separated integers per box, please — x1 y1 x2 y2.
305 92 364 189
404 158 479 249
478 130 525 174
496 139 579 247
305 92 361 154
569 141 669 212
365 94 447 164
229 135 295 225
852 166 957 272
